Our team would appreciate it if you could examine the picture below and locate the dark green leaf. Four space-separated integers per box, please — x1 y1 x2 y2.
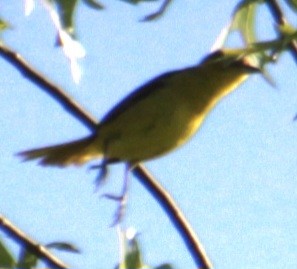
124 238 143 269
46 242 80 253
17 247 38 269
116 230 146 269
285 0 297 12
53 0 79 35
120 0 139 4
154 263 173 269
82 0 104 9
0 239 15 268
121 0 159 5
141 0 172 21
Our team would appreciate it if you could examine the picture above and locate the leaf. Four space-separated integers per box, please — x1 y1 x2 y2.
17 248 38 269
82 0 104 9
153 263 173 269
46 242 80 253
140 0 172 22
0 239 15 268
121 0 159 5
123 238 143 269
278 22 297 36
115 229 174 269
230 0 263 44
0 18 10 33
53 0 79 35
117 229 146 269
285 0 297 12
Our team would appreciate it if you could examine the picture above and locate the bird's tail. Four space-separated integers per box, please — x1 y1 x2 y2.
17 136 102 166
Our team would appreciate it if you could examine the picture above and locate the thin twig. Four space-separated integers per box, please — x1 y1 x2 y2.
0 215 68 269
266 0 297 62
0 43 97 131
134 165 213 269
0 42 212 269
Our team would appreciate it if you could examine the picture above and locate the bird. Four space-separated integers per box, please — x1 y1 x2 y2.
18 49 260 170
18 49 260 223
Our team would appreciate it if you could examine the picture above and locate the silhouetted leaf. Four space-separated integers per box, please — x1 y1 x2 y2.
124 238 143 269
115 229 146 269
0 239 15 268
141 0 172 21
121 0 159 5
18 248 38 269
82 0 104 9
46 242 80 253
285 0 297 12
154 263 173 269
53 0 78 35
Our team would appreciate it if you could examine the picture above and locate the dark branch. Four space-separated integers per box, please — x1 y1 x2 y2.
134 165 213 269
0 43 97 131
0 42 212 269
0 215 68 269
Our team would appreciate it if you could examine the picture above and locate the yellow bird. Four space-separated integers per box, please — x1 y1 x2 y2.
18 49 260 171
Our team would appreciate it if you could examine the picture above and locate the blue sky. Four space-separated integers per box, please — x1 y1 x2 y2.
1 1 297 269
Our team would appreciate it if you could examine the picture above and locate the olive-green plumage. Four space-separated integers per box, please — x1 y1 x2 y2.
18 49 259 166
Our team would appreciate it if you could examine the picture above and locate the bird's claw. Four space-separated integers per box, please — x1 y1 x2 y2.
88 161 109 192
102 192 127 226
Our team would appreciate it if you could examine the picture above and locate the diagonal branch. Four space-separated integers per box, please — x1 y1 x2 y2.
0 43 97 131
134 165 212 269
0 215 68 269
0 42 212 269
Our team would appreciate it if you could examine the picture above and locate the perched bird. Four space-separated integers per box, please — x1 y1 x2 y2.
18 49 260 223
18 49 259 171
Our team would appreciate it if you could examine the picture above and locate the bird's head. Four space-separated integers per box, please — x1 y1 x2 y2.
200 49 261 74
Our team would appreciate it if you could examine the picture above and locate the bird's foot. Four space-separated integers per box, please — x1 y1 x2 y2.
88 160 109 191
102 192 127 226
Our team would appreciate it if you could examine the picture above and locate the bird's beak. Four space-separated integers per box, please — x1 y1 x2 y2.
239 57 262 73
